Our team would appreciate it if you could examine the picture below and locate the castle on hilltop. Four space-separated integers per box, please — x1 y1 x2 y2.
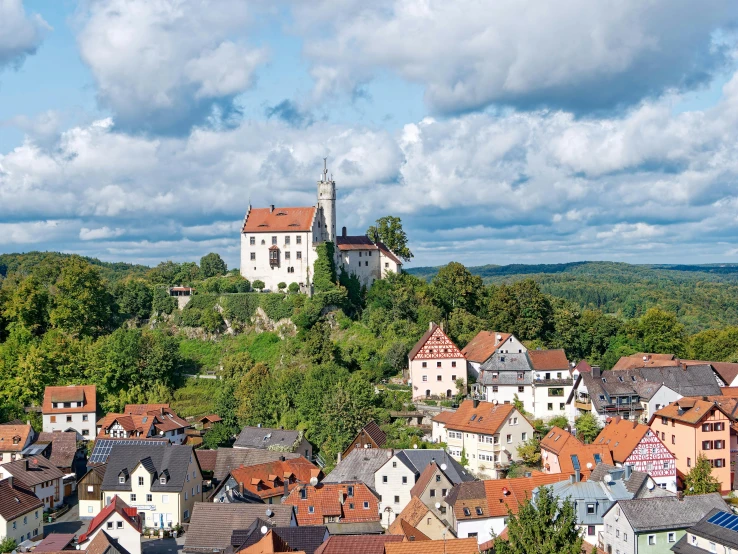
240 160 402 292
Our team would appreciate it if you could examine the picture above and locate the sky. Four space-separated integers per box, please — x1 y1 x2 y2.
2 1 738 270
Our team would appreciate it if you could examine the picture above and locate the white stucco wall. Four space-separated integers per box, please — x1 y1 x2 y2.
43 411 95 438
532 382 572 420
646 386 681 423
240 229 318 292
0 507 43 544
338 249 381 287
81 510 142 554
375 457 417 528
482 385 534 411
410 357 467 400
457 517 505 545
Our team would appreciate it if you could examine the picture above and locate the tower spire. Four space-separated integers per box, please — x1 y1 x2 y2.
323 157 329 182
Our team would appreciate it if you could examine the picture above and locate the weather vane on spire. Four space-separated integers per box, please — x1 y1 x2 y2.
323 157 329 181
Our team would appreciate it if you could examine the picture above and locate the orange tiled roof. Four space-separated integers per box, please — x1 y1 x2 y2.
540 427 574 455
652 399 730 425
594 417 652 462
409 461 443 498
611 353 678 371
461 332 510 363
283 482 379 526
242 207 316 233
527 349 569 371
96 414 154 438
556 441 612 478
314 536 403 554
441 400 517 435
720 387 738 398
0 424 32 452
384 538 479 554
124 404 170 415
43 385 96 414
391 519 431 541
389 496 431 530
431 410 456 425
230 457 321 500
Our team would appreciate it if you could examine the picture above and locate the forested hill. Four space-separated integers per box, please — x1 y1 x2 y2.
408 261 738 332
0 252 150 283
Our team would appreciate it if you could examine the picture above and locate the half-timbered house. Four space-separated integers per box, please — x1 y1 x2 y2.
408 323 466 400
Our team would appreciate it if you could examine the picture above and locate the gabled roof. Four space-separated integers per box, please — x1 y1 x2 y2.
651 399 731 425
34 533 76 552
594 417 661 462
314 535 403 554
391 519 431 542
43 385 97 414
195 449 218 473
408 323 464 361
527 349 569 371
375 241 403 265
678 508 738 550
242 207 316 233
123 404 170 415
79 496 142 543
0 424 33 452
409 461 449 498
36 431 80 468
85 530 128 554
213 448 300 483
197 414 222 424
234 427 302 450
0 477 43 520
540 427 574 455
387 496 431 530
541 427 613 477
3 455 65 487
238 529 295 554
335 235 375 251
384 538 480 554
322 448 393 490
431 410 455 425
390 449 474 484
358 421 387 449
101 444 196 492
611 353 678 371
228 457 321 499
440 400 517 435
709 362 738 385
614 493 728 532
96 414 155 438
461 331 511 363
283 482 379 526
260 526 328 554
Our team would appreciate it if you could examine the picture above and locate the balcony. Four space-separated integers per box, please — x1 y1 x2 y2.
574 400 591 411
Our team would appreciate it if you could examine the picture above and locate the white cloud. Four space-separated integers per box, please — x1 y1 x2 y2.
75 0 266 132
0 0 50 70
79 226 125 240
292 0 737 113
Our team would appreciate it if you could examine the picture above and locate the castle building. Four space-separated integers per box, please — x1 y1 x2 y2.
240 160 402 292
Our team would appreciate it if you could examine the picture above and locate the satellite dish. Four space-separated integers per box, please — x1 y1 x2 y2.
265 508 273 518
435 502 441 509
441 463 447 471
260 526 268 535
492 399 498 405
310 477 319 486
586 462 593 469
647 480 655 490
413 444 418 449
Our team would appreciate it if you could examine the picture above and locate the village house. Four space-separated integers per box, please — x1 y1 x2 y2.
209 448 301 486
0 423 34 465
100 443 203 527
433 400 535 479
387 496 450 540
374 449 473 527
0 455 65 509
408 461 456 522
461 331 526 379
384 538 480 554
593 416 677 491
209 456 322 504
445 473 567 545
234 426 313 460
473 347 533 411
314 535 404 554
388 518 431 542
672 507 738 554
568 365 721 425
79 464 107 518
529 349 574 419
0 476 43 545
96 405 191 444
77 496 143 554
33 431 86 476
600 493 728 554
649 398 733 493
539 426 613 479
322 448 392 493
196 415 222 430
408 323 466 401
42 385 97 440
341 421 387 460
240 161 402 293
183 503 296 554
231 525 328 554
283 482 379 526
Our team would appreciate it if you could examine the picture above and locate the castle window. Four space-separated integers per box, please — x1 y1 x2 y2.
285 236 290 245
250 253 256 260
359 252 362 257
250 237 255 245
261 239 265 245
285 252 291 260
365 261 369 266
297 252 302 259
296 236 302 244
269 249 279 267
272 236 277 245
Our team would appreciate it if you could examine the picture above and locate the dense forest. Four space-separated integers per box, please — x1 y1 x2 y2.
2 250 738 466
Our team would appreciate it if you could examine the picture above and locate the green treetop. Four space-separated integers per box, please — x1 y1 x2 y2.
200 253 228 278
684 454 721 495
366 215 413 262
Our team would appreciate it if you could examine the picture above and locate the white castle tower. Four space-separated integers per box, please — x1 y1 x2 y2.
317 158 336 243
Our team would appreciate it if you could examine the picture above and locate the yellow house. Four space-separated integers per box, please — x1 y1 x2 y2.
0 477 44 545
100 444 203 528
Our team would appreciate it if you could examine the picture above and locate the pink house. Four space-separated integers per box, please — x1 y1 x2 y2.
408 323 466 400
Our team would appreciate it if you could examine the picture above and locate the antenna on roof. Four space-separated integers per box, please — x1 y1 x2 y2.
322 157 328 182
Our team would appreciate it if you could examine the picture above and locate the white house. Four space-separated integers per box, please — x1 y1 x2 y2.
0 477 43 545
0 424 34 465
77 496 143 554
42 385 97 440
0 456 65 509
461 332 526 379
240 160 402 293
408 323 466 400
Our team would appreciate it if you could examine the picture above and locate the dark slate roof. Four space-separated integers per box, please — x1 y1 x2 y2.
183 502 294 552
212 448 299 483
588 464 671 498
234 427 301 450
273 526 328 554
324 448 393 490
0 477 43 520
671 534 707 554
479 351 533 381
102 444 195 492
4 455 65 487
617 493 728 532
36 432 80 469
682 508 738 550
392 449 474 484
361 421 387 448
323 521 385 535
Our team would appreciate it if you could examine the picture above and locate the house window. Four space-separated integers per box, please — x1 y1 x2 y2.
522 432 527 441
300 489 307 499
250 236 255 245
437 375 442 381
285 251 291 260
586 504 595 515
119 476 125 484
296 236 302 244
475 507 483 516
452 375 456 381
518 386 524 393
648 535 655 545
271 236 277 245
160 476 166 484
492 386 498 392
437 361 442 368
50 416 56 423
392 462 397 468
668 533 675 543
82 429 89 436
347 486 354 497
285 236 290 245
250 252 256 260
506 434 512 443
394 496 400 504
422 375 427 382
147 494 152 502
382 476 388 483
687 457 691 467
363 501 369 509
430 489 436 497
402 476 408 484
107 522 113 530
517 373 524 380
422 362 427 368
588 526 595 536
131 494 137 502
138 476 144 486
451 361 456 368
547 403 553 411
117 521 123 529
672 435 675 445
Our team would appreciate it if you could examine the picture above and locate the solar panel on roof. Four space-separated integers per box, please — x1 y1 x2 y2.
89 439 167 464
707 511 738 530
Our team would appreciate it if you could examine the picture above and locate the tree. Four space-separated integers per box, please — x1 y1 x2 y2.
151 287 177 315
684 454 721 495
574 412 601 444
201 309 224 332
288 282 300 293
118 280 153 320
430 262 483 315
0 537 17 553
516 437 542 466
495 486 584 554
636 307 686 356
447 308 486 347
277 282 287 291
202 422 234 449
366 215 413 262
313 242 337 292
252 280 265 292
547 415 569 431
50 256 112 338
460 447 469 468
2 275 49 335
200 253 227 278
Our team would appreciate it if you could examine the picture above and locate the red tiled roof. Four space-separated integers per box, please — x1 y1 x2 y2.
541 427 612 477
540 427 573 456
594 417 651 462
314 535 403 554
388 497 431 531
611 353 678 371
195 449 218 472
527 349 569 371
711 363 738 385
230 457 321 500
96 414 154 438
409 461 442 498
124 404 169 415
652 399 731 425
461 332 510 363
0 424 32 452
242 207 316 233
385 538 479 554
441 400 517 435
575 360 592 373
283 482 379 526
335 235 375 250
34 533 76 552
43 385 97 414
431 410 456 424
197 415 222 424
392 519 430 541
79 496 142 543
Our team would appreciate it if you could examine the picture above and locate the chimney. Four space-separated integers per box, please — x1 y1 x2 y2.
575 469 581 483
6 475 12 488
569 474 575 484
677 491 684 501
25 459 29 471
473 398 480 408
283 479 289 499
339 491 345 505
592 366 601 378
624 465 632 480
342 226 347 237
429 321 434 332
270 205 275 213
239 482 244 494
279 456 285 462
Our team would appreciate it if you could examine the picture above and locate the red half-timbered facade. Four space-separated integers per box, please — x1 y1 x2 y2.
594 417 677 491
408 323 466 400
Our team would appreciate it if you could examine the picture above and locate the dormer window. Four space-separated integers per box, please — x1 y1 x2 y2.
160 476 167 484
119 475 125 484
347 486 354 497
300 489 307 500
